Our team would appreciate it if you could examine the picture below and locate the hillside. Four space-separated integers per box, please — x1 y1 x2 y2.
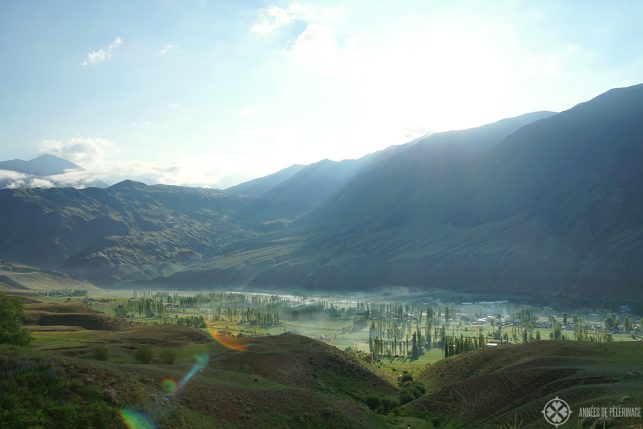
406 341 643 428
0 297 395 429
1 85 643 298
2 291 641 428
226 164 305 198
241 158 365 220
0 260 96 292
0 182 254 285
162 85 643 298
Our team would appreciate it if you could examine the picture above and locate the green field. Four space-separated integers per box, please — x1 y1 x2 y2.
2 288 641 428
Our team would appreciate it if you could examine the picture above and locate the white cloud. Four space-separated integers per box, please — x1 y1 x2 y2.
32 137 236 188
82 37 123 66
251 2 342 34
288 23 338 66
160 43 178 55
251 5 297 34
0 169 55 189
40 137 114 168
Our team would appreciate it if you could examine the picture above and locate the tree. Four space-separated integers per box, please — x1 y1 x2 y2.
92 345 110 360
363 395 380 411
550 322 562 340
159 349 177 364
604 315 618 331
0 293 31 346
135 347 154 363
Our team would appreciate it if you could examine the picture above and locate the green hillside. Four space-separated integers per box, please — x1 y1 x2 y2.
406 341 643 428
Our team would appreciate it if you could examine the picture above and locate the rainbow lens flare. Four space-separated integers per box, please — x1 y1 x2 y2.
204 320 248 351
161 377 177 393
119 408 156 429
177 353 209 390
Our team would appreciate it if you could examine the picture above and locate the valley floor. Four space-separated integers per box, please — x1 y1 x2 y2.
1 289 642 428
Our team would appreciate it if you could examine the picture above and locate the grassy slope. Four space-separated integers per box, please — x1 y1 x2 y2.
2 305 394 429
0 260 97 292
3 293 642 428
407 341 643 428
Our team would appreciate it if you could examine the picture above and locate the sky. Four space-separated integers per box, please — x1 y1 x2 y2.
1 0 642 188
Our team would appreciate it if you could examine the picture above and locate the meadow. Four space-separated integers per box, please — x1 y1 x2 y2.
1 287 640 428
32 288 641 381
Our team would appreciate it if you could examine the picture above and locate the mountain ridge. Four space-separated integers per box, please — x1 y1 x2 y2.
0 85 641 298
0 153 82 176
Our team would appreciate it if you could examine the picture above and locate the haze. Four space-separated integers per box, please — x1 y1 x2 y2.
1 0 643 187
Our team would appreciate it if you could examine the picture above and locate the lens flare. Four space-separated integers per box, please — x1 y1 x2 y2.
177 353 209 390
161 377 177 393
204 320 248 351
119 408 156 429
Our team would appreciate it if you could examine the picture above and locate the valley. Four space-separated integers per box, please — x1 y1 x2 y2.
3 3 643 428
2 286 641 428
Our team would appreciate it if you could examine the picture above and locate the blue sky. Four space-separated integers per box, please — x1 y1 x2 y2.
1 0 642 187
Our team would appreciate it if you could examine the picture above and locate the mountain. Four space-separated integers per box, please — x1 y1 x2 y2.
237 158 367 220
0 181 253 285
0 154 81 176
1 85 642 298
162 85 643 298
158 111 561 290
226 164 305 197
0 153 108 189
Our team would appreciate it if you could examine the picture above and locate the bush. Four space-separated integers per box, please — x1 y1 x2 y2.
378 396 399 413
398 380 426 404
134 347 153 364
413 382 426 395
0 351 116 427
159 349 176 364
398 372 413 385
0 293 31 346
91 345 110 361
364 394 380 411
398 389 415 405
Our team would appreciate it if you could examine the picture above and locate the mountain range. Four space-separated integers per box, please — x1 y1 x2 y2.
0 153 81 177
0 154 107 189
0 84 642 298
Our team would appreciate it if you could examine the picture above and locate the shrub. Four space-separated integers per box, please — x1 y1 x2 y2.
159 349 176 364
378 396 399 413
398 372 413 385
92 345 110 361
134 347 153 364
413 381 426 395
0 293 31 346
0 352 116 427
398 389 415 405
364 394 380 411
398 380 427 405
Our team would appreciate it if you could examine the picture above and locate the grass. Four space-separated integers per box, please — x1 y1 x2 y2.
403 341 643 428
2 308 395 428
4 290 642 428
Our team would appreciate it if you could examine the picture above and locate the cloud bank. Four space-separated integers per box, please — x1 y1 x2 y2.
0 137 246 190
